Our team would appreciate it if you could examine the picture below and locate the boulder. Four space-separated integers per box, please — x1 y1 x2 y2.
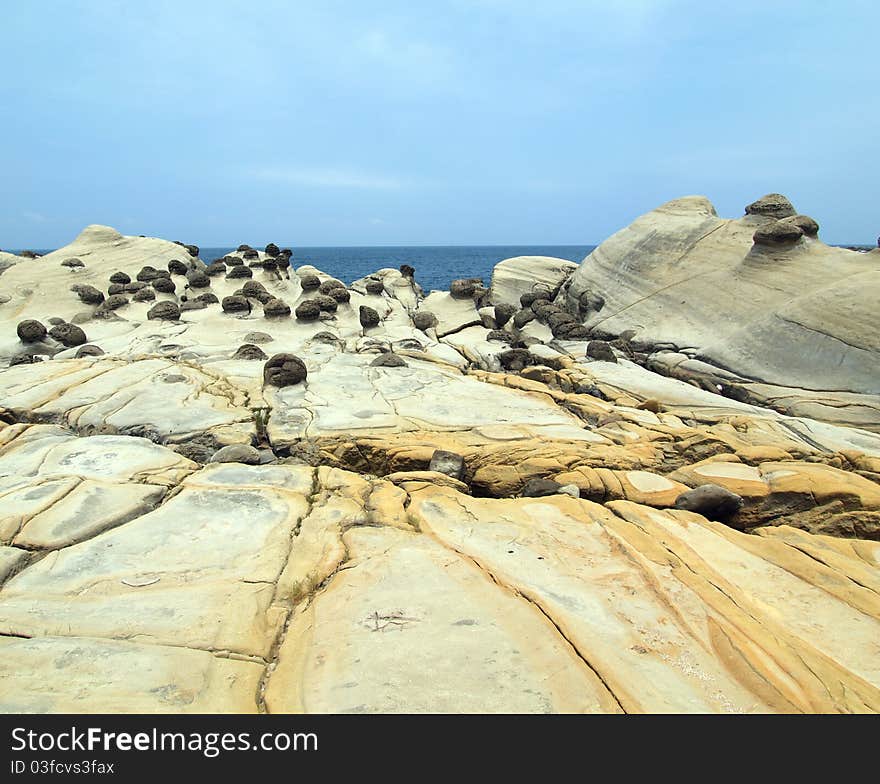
370 353 408 368
365 278 385 295
75 344 104 358
263 353 308 387
233 344 268 361
222 296 251 314
109 271 131 284
753 220 804 246
744 193 797 219
429 450 465 481
359 305 380 329
209 444 261 465
412 311 437 331
146 302 180 321
490 256 577 309
76 285 105 305
521 478 563 498
168 259 189 275
48 323 87 346
263 298 291 318
132 287 156 302
674 484 744 523
586 341 617 363
299 274 321 291
153 277 176 294
16 319 47 343
295 300 321 321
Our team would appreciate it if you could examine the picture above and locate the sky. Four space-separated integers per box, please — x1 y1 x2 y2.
3 0 878 248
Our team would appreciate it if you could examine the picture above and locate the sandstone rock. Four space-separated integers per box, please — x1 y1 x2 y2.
147 301 180 321
186 270 211 289
264 353 308 387
370 353 408 368
753 220 804 246
490 256 577 308
131 287 155 302
299 274 321 291
168 259 189 275
109 271 131 284
412 311 437 331
520 478 563 497
226 265 253 279
450 278 480 299
61 257 84 268
16 319 46 343
180 300 207 312
245 331 273 344
364 278 385 295
780 214 819 237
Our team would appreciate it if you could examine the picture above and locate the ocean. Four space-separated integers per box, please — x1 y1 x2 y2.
15 245 595 293
199 245 596 292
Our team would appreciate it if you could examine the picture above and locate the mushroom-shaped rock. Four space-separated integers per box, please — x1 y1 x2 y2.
236 244 252 252
311 331 341 344
318 279 346 295
429 449 465 481
674 484 744 524
314 294 338 313
370 353 408 368
224 255 244 266
450 278 479 299
521 478 563 498
263 353 307 387
399 264 415 279
76 285 105 305
102 294 129 311
226 265 253 279
186 270 211 289
744 193 797 219
586 340 617 362
205 261 226 276
136 266 160 282
168 259 189 275
413 310 437 332
147 301 180 321
196 292 219 305
132 287 156 302
512 308 536 329
233 343 268 361
327 287 350 303
241 280 271 304
75 344 104 358
16 319 47 343
180 300 207 312
779 214 819 237
264 243 280 257
753 220 804 246
124 281 148 292
48 322 87 346
299 274 321 291
365 278 385 295
242 248 259 260
62 257 84 268
359 305 380 329
209 444 261 465
184 244 199 257
295 300 321 321
153 277 176 294
222 295 251 314
263 298 291 318
245 331 274 344
412 311 437 331
109 271 131 284
107 283 124 295
494 303 516 328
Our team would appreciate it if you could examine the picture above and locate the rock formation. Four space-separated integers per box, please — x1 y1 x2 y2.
0 212 879 713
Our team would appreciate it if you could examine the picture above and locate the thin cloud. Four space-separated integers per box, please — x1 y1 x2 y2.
250 166 409 190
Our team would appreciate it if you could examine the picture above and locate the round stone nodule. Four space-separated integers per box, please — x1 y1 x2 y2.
359 305 380 329
264 243 280 258
226 265 253 280
314 294 338 313
327 287 350 303
75 344 104 358
299 274 321 291
263 298 291 318
779 214 819 237
753 220 804 246
153 277 176 294
450 278 479 299
109 271 131 285
132 287 156 302
233 343 269 361
62 257 84 268
365 278 385 295
17 319 47 343
147 301 180 321
263 353 308 387
186 270 211 289
370 353 408 368
48 322 88 347
76 285 105 305
222 295 251 314
744 193 797 219
241 280 271 304
295 300 321 321
196 292 219 305
412 311 437 331
168 259 189 275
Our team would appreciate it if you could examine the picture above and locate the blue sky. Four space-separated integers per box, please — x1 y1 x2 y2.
3 1 878 247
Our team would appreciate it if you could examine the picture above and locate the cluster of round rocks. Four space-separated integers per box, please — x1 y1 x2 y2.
746 193 820 247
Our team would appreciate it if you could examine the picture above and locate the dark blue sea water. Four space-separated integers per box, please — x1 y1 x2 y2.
200 245 595 292
13 244 594 292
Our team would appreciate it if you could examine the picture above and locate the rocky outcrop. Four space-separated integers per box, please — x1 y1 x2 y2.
1 221 880 714
559 195 880 431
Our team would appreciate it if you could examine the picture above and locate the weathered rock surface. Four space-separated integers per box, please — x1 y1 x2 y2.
2 221 880 714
